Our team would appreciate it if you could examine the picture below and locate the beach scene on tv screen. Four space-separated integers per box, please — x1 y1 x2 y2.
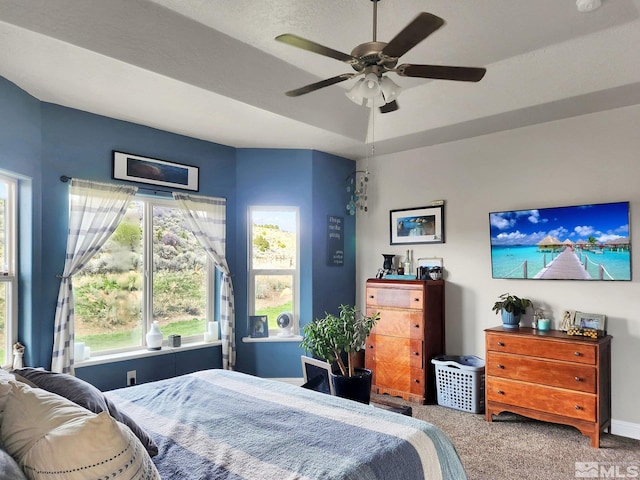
490 202 630 280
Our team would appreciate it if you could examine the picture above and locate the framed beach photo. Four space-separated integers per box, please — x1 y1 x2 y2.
390 204 444 245
113 151 199 191
574 312 606 334
489 201 630 280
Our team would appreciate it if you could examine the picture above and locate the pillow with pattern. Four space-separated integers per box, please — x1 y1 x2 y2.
12 368 158 457
0 381 160 480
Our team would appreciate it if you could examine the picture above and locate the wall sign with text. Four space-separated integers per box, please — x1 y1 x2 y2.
327 216 344 266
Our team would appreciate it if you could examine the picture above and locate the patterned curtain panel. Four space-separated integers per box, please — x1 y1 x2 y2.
51 179 137 374
173 193 235 370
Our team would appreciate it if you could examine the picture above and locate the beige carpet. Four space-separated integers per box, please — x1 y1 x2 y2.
375 396 640 480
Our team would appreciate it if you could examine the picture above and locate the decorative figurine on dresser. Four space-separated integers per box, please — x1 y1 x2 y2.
365 278 445 404
485 326 612 447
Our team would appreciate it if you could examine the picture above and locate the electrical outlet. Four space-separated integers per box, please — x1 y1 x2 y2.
126 370 136 386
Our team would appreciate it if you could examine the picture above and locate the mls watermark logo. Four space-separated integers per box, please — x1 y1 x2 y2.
576 462 640 478
576 463 600 478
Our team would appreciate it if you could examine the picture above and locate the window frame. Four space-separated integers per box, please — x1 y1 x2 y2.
73 194 215 358
0 174 18 366
248 206 300 336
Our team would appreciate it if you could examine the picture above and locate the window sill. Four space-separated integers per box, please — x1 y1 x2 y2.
242 335 303 344
74 340 222 368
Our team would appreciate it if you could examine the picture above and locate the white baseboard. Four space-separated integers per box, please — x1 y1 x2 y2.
610 419 640 440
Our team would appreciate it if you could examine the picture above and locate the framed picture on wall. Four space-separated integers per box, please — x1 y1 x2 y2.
390 203 444 245
113 151 199 191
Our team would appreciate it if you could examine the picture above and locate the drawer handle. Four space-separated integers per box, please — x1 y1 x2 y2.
413 297 420 302
413 351 420 356
575 405 582 410
497 341 505 347
414 379 420 384
574 351 583 357
368 345 374 349
575 376 583 382
368 295 375 299
497 389 505 395
497 364 504 369
414 324 420 329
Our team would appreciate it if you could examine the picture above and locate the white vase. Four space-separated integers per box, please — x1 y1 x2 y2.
146 321 163 350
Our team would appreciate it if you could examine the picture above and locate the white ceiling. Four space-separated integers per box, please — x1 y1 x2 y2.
1 0 640 159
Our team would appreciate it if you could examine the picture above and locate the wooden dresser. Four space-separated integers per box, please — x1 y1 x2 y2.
365 279 445 404
485 326 611 447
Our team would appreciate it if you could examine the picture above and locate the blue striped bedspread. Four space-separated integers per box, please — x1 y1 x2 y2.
105 369 467 480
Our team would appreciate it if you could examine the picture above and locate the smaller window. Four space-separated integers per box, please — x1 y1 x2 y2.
248 207 299 336
0 175 17 365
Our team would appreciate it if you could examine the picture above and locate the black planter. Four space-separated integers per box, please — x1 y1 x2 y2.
330 368 373 404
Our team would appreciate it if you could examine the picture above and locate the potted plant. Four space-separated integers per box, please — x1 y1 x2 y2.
300 304 380 403
492 292 532 328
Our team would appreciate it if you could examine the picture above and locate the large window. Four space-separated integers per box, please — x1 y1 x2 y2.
0 175 17 365
73 197 212 355
249 207 299 335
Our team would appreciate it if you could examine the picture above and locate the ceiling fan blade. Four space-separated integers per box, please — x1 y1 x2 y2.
380 100 399 113
285 73 359 97
276 34 359 65
397 64 487 82
381 12 445 59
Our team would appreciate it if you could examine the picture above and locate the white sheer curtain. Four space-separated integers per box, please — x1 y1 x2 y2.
51 179 137 374
173 193 235 370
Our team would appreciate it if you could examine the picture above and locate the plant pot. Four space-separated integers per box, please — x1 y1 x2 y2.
501 310 521 328
330 368 372 404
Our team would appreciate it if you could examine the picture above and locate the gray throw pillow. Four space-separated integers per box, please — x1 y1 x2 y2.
12 368 158 457
0 447 28 480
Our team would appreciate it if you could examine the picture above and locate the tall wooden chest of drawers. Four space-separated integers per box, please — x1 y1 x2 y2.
365 279 445 404
485 326 611 447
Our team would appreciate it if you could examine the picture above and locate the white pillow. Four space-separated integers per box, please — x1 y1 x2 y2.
1 381 160 480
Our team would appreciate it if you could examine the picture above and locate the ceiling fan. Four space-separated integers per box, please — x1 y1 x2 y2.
275 0 486 113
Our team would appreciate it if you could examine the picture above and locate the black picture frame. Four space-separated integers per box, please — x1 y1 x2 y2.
249 315 269 338
390 203 445 245
113 151 199 191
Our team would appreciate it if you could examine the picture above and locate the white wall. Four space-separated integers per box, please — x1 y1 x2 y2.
356 104 640 431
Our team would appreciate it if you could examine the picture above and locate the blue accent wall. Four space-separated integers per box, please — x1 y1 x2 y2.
0 76 356 389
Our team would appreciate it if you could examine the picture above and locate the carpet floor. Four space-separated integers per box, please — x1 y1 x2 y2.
375 396 640 480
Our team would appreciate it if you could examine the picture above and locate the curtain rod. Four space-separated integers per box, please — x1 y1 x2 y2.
59 175 172 197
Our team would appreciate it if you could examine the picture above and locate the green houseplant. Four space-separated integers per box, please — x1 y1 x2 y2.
301 305 380 403
492 292 532 328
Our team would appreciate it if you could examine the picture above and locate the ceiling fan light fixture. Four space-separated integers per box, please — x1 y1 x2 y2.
379 76 402 103
346 79 367 105
576 0 602 12
360 73 382 99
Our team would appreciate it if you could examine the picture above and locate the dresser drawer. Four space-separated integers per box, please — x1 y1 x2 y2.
486 377 596 421
486 351 596 393
366 286 424 310
369 309 424 339
486 332 597 365
366 335 423 368
373 364 426 395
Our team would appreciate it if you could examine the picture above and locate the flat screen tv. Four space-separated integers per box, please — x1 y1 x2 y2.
489 201 630 280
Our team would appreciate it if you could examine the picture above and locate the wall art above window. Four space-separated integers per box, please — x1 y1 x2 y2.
113 151 199 191
489 201 630 280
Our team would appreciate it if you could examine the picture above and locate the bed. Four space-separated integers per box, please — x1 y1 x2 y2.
1 368 467 480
